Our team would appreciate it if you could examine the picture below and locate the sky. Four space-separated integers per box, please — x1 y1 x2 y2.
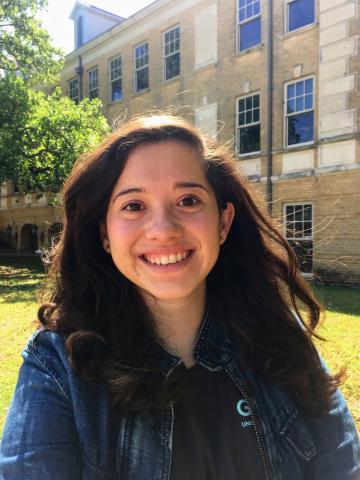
38 0 156 54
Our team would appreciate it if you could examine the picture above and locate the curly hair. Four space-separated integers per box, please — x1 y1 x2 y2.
38 113 342 415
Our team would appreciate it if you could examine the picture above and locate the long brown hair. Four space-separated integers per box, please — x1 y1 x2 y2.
39 114 342 415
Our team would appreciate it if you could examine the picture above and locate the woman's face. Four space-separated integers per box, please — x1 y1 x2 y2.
102 140 234 303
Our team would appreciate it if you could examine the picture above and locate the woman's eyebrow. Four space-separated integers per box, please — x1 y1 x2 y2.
112 187 146 203
174 181 209 192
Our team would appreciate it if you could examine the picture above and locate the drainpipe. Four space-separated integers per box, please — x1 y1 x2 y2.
75 55 83 101
266 0 273 213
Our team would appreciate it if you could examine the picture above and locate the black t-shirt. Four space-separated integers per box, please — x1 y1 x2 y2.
169 363 267 480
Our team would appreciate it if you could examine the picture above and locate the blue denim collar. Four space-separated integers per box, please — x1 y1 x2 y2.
152 308 236 373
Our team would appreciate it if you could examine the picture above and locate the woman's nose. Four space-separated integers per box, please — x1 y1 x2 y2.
145 208 182 241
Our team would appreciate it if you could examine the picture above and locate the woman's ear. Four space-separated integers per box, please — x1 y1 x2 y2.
99 222 111 253
219 202 235 245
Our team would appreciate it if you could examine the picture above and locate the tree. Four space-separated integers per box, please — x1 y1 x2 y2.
0 0 63 83
0 76 110 192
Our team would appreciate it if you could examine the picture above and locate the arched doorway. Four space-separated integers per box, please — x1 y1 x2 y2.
48 222 63 248
20 224 38 252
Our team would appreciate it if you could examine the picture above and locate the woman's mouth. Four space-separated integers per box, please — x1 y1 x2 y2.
141 250 193 266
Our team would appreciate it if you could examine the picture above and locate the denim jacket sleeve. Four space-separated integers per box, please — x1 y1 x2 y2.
0 331 82 480
305 386 360 479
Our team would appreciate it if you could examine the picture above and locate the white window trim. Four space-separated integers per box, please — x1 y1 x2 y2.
236 92 261 157
87 66 99 99
283 202 313 241
285 0 316 34
68 77 79 103
163 25 180 82
108 55 122 104
134 41 149 93
236 0 261 53
284 75 315 149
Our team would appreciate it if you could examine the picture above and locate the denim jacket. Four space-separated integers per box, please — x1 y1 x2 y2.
1 313 359 480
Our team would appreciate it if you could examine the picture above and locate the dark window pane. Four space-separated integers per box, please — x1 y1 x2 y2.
295 206 303 221
136 67 149 92
287 111 314 145
165 52 180 80
253 107 260 122
89 89 98 99
305 78 313 94
287 83 295 99
239 98 245 112
254 1 260 15
296 81 304 96
246 96 252 109
239 123 260 154
245 110 252 124
304 94 313 109
246 5 252 18
304 222 312 237
304 205 312 221
253 94 259 108
288 240 313 273
239 7 245 22
287 99 295 114
111 79 122 101
289 0 315 32
239 0 246 6
238 112 245 125
296 96 304 112
286 206 295 221
240 16 261 51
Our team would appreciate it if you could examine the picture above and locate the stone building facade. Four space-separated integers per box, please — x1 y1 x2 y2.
0 0 359 285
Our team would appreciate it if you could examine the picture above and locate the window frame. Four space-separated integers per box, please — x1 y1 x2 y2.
87 66 99 99
109 55 123 104
134 41 149 93
68 77 79 104
284 75 315 149
283 202 314 273
236 92 261 157
236 0 261 53
163 25 181 82
285 0 315 34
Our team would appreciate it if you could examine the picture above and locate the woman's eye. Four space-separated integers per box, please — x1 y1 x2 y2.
123 202 144 212
179 196 200 207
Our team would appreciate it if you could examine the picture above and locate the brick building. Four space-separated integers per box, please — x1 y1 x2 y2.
0 0 359 285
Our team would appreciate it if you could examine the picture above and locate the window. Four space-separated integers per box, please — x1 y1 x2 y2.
164 26 180 81
134 43 149 93
88 67 99 99
237 0 261 52
68 77 79 104
109 56 122 102
284 203 313 273
286 0 315 32
237 93 260 155
285 77 314 147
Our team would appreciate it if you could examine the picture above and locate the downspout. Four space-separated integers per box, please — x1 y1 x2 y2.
75 55 83 101
266 0 273 213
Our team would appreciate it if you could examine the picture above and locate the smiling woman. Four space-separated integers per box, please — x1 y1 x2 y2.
0 114 359 479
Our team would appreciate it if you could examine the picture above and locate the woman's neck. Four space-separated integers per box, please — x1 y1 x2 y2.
140 283 206 368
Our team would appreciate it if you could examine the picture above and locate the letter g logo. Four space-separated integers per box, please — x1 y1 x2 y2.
236 399 251 417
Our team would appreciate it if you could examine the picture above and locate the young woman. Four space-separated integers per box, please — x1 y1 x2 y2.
1 114 359 479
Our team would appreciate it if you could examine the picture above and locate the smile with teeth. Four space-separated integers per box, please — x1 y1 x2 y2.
142 250 192 265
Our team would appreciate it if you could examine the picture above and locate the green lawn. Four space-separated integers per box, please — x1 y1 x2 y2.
0 258 359 436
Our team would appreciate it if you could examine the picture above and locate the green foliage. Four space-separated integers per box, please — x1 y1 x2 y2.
0 75 110 192
0 0 63 83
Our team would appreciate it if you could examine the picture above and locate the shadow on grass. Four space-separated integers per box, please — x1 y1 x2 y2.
312 284 360 316
0 257 46 304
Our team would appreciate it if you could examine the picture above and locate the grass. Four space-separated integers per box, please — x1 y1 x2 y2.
0 259 359 436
